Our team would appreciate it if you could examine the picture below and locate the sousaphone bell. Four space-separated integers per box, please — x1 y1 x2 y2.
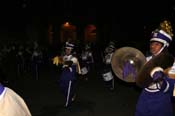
111 47 146 83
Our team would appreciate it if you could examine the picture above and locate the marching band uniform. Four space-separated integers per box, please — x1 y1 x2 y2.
102 41 115 90
0 83 31 116
80 44 94 80
135 20 175 116
16 45 25 77
53 42 81 108
31 48 42 80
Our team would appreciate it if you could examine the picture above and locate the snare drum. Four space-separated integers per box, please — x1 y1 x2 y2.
102 71 113 81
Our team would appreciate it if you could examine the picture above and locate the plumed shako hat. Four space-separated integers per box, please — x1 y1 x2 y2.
150 20 173 47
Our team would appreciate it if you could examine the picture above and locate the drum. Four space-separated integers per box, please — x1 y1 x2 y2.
102 71 113 81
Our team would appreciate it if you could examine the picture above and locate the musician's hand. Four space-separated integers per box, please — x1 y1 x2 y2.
64 61 73 67
152 71 165 81
150 67 165 81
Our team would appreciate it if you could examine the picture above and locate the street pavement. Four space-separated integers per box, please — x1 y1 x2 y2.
4 64 175 116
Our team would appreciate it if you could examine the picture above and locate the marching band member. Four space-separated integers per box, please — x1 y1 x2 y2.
53 42 81 108
0 82 31 116
135 20 175 116
80 43 94 81
16 45 25 77
102 41 116 91
31 47 42 80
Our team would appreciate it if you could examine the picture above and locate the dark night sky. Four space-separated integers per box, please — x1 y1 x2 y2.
1 0 174 27
0 0 175 48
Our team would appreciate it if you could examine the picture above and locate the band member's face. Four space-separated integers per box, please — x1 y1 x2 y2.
150 41 163 55
65 48 72 55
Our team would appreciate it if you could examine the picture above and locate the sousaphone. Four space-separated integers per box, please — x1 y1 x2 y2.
111 47 146 83
136 48 175 88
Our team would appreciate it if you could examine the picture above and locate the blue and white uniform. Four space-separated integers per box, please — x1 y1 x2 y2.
135 26 175 116
80 44 94 79
135 56 175 116
0 84 31 116
58 42 81 107
102 42 116 90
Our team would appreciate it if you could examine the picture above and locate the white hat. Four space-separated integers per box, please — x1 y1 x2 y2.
65 42 74 50
150 29 172 47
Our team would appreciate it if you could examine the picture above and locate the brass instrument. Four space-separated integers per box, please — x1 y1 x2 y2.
136 49 175 88
111 47 146 83
52 55 81 74
111 46 175 87
52 56 63 66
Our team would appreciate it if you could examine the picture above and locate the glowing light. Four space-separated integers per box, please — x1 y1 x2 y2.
64 22 70 27
129 59 134 64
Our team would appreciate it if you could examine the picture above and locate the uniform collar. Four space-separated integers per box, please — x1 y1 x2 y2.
0 84 4 95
